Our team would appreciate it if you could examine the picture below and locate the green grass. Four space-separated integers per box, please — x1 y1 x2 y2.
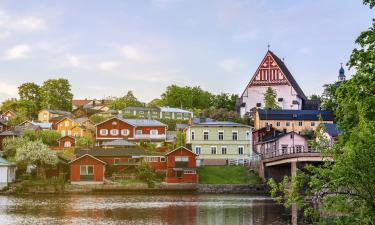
197 166 262 185
118 179 147 187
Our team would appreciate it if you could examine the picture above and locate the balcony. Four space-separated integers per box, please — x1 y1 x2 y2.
175 161 189 168
262 146 321 159
134 134 166 140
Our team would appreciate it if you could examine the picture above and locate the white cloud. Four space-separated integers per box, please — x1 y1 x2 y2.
0 31 10 40
3 44 31 60
0 82 18 97
121 45 150 62
67 55 81 67
0 10 46 33
218 59 242 72
98 61 120 71
233 30 259 41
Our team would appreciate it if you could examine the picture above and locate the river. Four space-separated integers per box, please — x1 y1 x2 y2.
0 194 299 225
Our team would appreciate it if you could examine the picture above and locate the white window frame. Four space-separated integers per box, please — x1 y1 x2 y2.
195 146 201 155
100 129 108 136
110 129 119 135
136 130 143 135
80 165 94 175
238 146 244 155
218 130 224 141
150 129 158 135
203 130 209 141
175 156 189 162
184 170 196 174
232 131 238 141
311 122 316 127
160 157 166 162
121 129 129 136
211 146 217 155
221 146 227 155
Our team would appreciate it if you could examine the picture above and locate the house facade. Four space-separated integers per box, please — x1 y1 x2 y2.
56 117 94 138
252 126 282 153
255 132 310 157
186 121 252 165
58 136 76 148
0 110 17 121
238 51 307 117
0 157 16 188
123 106 193 120
164 147 198 183
69 154 106 184
318 123 342 146
254 109 334 133
95 116 167 145
38 109 72 123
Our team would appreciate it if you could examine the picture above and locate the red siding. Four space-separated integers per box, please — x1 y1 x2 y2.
148 161 167 170
96 118 135 140
59 136 75 148
70 155 105 182
164 147 198 183
136 126 166 135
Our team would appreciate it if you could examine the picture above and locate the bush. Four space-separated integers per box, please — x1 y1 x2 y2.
135 161 158 188
105 165 116 178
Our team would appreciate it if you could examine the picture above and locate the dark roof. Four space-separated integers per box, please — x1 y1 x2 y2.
192 117 215 124
44 109 72 116
192 121 249 127
302 100 321 110
258 109 334 121
269 51 307 100
101 139 136 147
322 123 342 137
75 148 146 157
49 115 69 121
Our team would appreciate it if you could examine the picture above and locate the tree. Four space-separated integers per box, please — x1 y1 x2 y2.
89 114 110 124
23 129 60 146
109 90 144 110
171 131 185 149
1 98 38 120
18 82 41 110
2 137 29 160
309 94 321 101
263 87 281 109
135 161 158 187
321 82 341 113
147 98 164 107
75 136 93 147
15 140 58 179
212 93 238 111
40 78 73 111
269 1 375 223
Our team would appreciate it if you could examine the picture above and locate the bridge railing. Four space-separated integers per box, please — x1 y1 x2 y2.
262 146 320 159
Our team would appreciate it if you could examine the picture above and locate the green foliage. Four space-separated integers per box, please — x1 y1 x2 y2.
171 131 185 149
105 165 116 178
40 78 73 111
309 94 321 101
212 93 238 110
200 107 243 123
18 82 41 110
109 90 144 110
198 166 262 185
300 128 315 140
135 161 158 187
157 118 187 131
147 98 164 107
75 136 93 147
263 87 281 109
321 82 341 113
23 129 60 146
2 137 29 160
1 98 38 120
89 114 110 124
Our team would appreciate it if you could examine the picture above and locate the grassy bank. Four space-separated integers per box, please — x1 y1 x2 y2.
197 166 262 185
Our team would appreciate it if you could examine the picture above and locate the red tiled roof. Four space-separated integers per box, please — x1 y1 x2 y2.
72 99 91 106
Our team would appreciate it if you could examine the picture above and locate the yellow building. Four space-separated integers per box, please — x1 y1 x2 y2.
254 109 334 133
56 117 94 138
38 109 71 122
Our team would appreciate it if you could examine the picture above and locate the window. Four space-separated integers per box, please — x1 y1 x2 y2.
64 141 71 148
232 131 238 141
145 157 159 162
218 131 224 140
110 129 119 135
264 122 269 127
195 146 201 155
238 146 244 155
65 121 69 127
203 131 209 140
246 131 250 140
281 145 288 154
184 170 196 174
286 122 290 127
160 157 166 162
298 121 303 126
191 131 195 140
80 165 93 175
61 130 66 136
211 146 217 155
276 122 280 127
175 156 189 162
136 130 142 135
150 129 158 135
296 145 302 153
68 130 72 136
311 122 315 127
139 111 144 114
114 158 120 165
121 129 129 136
43 113 47 119
221 146 227 155
100 129 108 136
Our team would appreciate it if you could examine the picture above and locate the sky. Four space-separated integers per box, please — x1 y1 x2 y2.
0 0 373 103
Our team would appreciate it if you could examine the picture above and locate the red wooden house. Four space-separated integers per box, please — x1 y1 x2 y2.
164 147 198 183
69 154 106 184
95 116 167 145
58 136 76 148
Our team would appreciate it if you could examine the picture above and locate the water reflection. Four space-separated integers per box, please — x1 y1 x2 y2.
0 194 296 225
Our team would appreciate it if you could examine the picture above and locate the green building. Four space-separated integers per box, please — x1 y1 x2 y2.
186 121 253 165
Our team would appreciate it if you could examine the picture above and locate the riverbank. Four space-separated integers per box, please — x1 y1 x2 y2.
2 182 266 195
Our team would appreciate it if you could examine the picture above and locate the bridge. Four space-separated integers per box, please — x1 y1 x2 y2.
257 147 332 182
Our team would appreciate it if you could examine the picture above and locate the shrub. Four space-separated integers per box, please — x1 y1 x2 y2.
135 161 158 188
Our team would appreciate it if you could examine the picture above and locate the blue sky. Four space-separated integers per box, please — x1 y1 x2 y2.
0 0 373 103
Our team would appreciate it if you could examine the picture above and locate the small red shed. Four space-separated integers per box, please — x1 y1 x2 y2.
69 154 106 184
58 136 76 148
165 146 198 183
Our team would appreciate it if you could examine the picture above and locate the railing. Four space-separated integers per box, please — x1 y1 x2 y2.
134 134 166 139
229 159 250 166
262 146 320 159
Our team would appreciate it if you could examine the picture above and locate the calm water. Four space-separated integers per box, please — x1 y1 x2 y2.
0 194 299 225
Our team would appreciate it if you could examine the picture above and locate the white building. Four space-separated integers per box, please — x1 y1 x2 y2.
0 157 16 188
239 50 307 117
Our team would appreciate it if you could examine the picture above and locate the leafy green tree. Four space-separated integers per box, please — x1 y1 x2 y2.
212 93 238 111
309 94 321 101
263 87 281 109
2 137 29 160
1 98 38 120
89 114 110 124
18 82 41 110
201 107 243 124
269 1 375 224
23 129 60 146
135 161 158 187
75 136 93 147
321 82 341 113
15 140 58 179
147 98 164 107
40 78 73 111
171 131 185 149
109 90 144 110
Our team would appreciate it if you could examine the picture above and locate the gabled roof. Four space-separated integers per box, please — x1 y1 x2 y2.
41 109 72 116
72 99 92 107
75 148 146 157
257 131 305 144
242 50 307 100
69 154 107 165
165 146 198 156
322 123 342 137
257 109 334 121
159 107 191 113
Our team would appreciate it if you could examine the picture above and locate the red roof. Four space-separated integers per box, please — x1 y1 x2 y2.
72 99 91 107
